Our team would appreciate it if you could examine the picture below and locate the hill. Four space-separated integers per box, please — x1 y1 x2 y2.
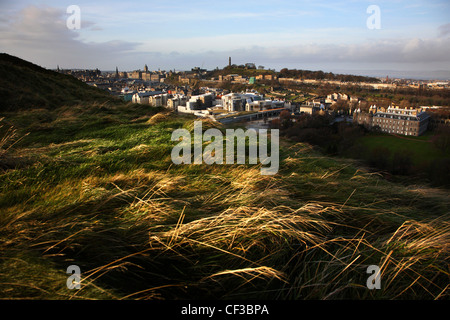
206 65 381 83
0 54 448 301
0 53 118 111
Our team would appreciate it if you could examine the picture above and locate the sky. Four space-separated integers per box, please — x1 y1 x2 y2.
0 0 449 78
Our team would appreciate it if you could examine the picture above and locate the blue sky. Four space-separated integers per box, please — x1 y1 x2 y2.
1 0 449 77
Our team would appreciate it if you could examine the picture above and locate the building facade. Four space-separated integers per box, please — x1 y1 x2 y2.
353 106 430 136
221 92 285 112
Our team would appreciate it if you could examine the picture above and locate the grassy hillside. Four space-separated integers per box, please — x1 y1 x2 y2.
0 53 119 111
1 106 449 300
0 55 448 300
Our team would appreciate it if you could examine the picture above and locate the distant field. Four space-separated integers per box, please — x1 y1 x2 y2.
358 132 446 166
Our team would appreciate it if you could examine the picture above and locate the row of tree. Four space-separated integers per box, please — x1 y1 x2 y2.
278 68 381 83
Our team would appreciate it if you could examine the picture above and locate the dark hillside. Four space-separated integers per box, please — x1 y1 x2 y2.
0 53 118 111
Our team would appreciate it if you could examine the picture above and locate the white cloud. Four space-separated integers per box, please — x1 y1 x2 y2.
264 37 450 65
0 5 139 68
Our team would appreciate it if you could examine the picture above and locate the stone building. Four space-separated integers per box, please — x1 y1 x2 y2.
353 105 430 136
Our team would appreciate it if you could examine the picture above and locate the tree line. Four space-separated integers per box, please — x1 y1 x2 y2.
278 68 381 83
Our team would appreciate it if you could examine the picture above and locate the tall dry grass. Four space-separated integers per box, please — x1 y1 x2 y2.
57 164 449 300
1 114 448 300
0 117 27 152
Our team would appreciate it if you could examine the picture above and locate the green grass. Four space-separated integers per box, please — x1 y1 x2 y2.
0 105 449 300
358 133 446 166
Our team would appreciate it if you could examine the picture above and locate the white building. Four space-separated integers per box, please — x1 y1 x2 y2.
327 92 350 102
221 92 285 112
167 94 187 111
132 91 163 104
189 93 214 109
221 93 246 112
149 93 168 107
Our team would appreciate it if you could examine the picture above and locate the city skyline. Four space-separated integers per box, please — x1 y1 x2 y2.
1 0 449 78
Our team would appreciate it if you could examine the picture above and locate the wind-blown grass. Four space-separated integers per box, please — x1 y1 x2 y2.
0 105 448 300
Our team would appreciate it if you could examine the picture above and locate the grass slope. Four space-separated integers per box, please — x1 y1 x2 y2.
0 53 119 111
0 105 448 300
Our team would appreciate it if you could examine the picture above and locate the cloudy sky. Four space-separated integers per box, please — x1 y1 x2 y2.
1 0 449 77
